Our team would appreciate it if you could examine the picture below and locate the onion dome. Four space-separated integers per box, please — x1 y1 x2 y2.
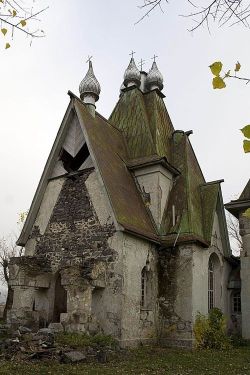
123 57 141 87
79 60 101 102
146 61 164 91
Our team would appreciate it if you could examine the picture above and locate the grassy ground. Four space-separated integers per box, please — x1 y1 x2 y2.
0 346 250 375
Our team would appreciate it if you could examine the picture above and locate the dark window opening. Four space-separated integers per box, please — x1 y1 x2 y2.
232 292 241 314
208 259 214 311
60 143 90 172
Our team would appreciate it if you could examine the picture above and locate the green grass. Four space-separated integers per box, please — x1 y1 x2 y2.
55 332 117 348
1 346 250 374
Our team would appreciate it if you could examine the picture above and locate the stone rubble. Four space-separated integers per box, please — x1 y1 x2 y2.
0 323 118 364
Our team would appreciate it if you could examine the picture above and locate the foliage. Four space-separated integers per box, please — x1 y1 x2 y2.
0 0 48 49
194 308 231 349
241 125 250 153
243 208 250 218
209 61 250 153
56 332 117 349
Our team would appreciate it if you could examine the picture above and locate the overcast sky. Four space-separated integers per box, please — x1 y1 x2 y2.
0 0 249 239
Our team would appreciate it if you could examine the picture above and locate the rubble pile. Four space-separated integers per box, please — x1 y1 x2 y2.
0 323 117 364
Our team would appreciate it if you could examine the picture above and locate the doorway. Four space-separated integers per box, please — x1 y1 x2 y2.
53 273 67 322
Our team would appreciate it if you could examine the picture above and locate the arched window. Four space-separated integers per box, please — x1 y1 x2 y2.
208 253 221 311
208 258 214 311
140 267 152 309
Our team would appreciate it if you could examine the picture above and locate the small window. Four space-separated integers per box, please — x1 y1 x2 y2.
208 259 214 311
232 292 241 314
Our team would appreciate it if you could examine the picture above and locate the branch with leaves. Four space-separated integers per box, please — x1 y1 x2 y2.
209 61 250 153
138 0 250 30
0 0 48 49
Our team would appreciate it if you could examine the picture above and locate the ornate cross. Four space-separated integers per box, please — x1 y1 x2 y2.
129 50 136 59
151 54 158 62
138 58 145 71
86 55 93 64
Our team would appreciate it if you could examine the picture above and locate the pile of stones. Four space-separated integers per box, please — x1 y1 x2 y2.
0 323 116 363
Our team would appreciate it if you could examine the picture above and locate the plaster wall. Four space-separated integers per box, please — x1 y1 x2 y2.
134 164 173 227
192 212 232 321
240 214 250 338
25 178 64 256
120 233 158 346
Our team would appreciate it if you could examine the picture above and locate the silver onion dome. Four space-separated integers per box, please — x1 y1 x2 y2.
146 61 164 91
79 61 101 102
123 58 141 87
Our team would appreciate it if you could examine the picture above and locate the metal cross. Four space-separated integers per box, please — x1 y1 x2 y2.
129 50 136 59
151 54 158 62
138 58 145 71
86 55 93 64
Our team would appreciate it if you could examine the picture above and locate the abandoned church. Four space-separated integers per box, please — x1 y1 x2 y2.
7 56 250 347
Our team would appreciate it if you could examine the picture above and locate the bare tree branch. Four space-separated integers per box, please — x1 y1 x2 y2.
226 213 243 256
138 0 250 30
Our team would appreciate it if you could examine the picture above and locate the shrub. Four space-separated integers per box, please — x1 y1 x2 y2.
194 308 231 350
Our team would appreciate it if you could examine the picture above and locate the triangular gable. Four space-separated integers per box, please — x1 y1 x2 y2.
75 99 159 243
18 94 159 246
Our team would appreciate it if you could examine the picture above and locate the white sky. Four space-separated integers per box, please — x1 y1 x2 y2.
0 0 249 238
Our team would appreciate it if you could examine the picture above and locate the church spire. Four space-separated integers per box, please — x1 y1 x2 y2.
123 51 141 88
146 56 164 91
79 57 101 107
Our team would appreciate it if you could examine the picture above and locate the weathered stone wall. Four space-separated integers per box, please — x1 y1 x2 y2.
31 169 116 271
158 245 193 347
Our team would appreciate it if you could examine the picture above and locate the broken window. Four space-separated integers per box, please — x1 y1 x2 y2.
60 143 90 173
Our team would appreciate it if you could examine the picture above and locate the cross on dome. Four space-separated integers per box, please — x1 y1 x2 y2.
138 59 145 71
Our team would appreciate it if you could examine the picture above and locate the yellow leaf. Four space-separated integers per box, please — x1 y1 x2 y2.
235 61 241 72
13 10 17 17
243 140 250 153
212 76 226 89
243 208 250 218
241 125 250 139
209 61 223 77
5 42 10 49
1 28 7 36
20 20 26 27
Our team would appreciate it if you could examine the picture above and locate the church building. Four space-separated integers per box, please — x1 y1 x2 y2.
8 56 242 347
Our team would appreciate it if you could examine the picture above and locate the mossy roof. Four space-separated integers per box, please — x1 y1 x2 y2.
109 87 229 248
18 88 229 250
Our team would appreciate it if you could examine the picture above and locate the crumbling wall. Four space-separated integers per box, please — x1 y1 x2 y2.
10 168 124 335
158 245 193 347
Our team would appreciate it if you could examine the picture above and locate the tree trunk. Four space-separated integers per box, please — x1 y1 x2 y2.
3 286 13 322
